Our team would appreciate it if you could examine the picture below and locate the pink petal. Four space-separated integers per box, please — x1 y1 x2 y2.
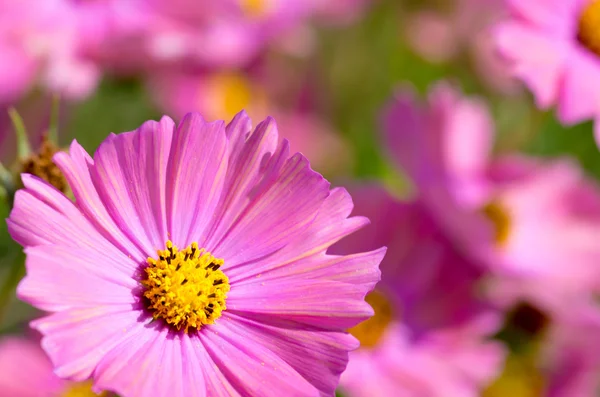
8 175 139 276
224 312 357 395
32 305 142 382
494 22 566 109
54 141 146 262
506 0 580 34
201 114 278 248
18 245 137 312
199 321 317 396
557 50 600 124
235 249 384 296
211 147 330 267
227 187 372 284
381 89 429 180
227 279 373 330
166 113 228 247
90 117 175 255
93 326 184 397
186 335 239 397
0 338 64 396
441 86 494 183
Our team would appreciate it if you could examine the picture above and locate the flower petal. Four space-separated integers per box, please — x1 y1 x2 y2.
0 338 64 396
201 115 279 248
199 321 318 396
54 141 146 261
494 22 566 109
212 147 330 269
557 50 600 124
227 187 371 283
18 245 137 312
506 0 581 34
90 117 175 255
8 175 139 277
166 113 229 247
223 312 358 395
32 305 142 382
227 279 373 330
93 326 184 397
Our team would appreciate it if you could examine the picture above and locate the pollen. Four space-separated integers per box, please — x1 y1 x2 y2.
240 0 272 18
142 241 230 333
20 136 67 192
578 0 600 56
481 201 512 247
349 290 394 348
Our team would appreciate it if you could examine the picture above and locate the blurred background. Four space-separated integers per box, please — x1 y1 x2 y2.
1 0 600 396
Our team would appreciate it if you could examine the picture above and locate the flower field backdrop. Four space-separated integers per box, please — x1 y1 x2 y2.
1 0 600 396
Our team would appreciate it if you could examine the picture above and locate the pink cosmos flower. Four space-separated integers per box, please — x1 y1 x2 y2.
8 111 384 396
331 185 506 396
0 336 109 396
382 83 600 314
494 0 600 141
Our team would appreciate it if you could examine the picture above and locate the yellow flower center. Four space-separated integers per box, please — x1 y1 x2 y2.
349 291 394 348
578 0 600 56
482 353 545 397
61 381 106 397
240 0 272 18
142 241 230 333
207 72 252 120
481 201 512 247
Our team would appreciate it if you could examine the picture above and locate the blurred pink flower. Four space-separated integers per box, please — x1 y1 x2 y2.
406 0 520 95
311 0 374 26
148 69 352 175
0 336 103 396
86 0 317 70
494 0 600 141
332 185 506 396
0 0 100 103
383 82 600 315
341 320 505 397
541 307 600 396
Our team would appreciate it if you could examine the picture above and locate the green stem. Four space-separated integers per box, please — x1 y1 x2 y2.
8 108 31 159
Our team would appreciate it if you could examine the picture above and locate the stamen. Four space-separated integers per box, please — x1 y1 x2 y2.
142 241 230 333
578 0 600 56
240 0 272 18
481 201 512 247
61 380 107 397
20 136 68 192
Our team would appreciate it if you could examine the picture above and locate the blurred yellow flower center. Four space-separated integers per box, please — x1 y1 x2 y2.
241 0 271 17
208 72 252 119
481 201 512 247
579 0 600 56
62 381 106 397
143 241 230 333
482 353 544 397
349 290 394 348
